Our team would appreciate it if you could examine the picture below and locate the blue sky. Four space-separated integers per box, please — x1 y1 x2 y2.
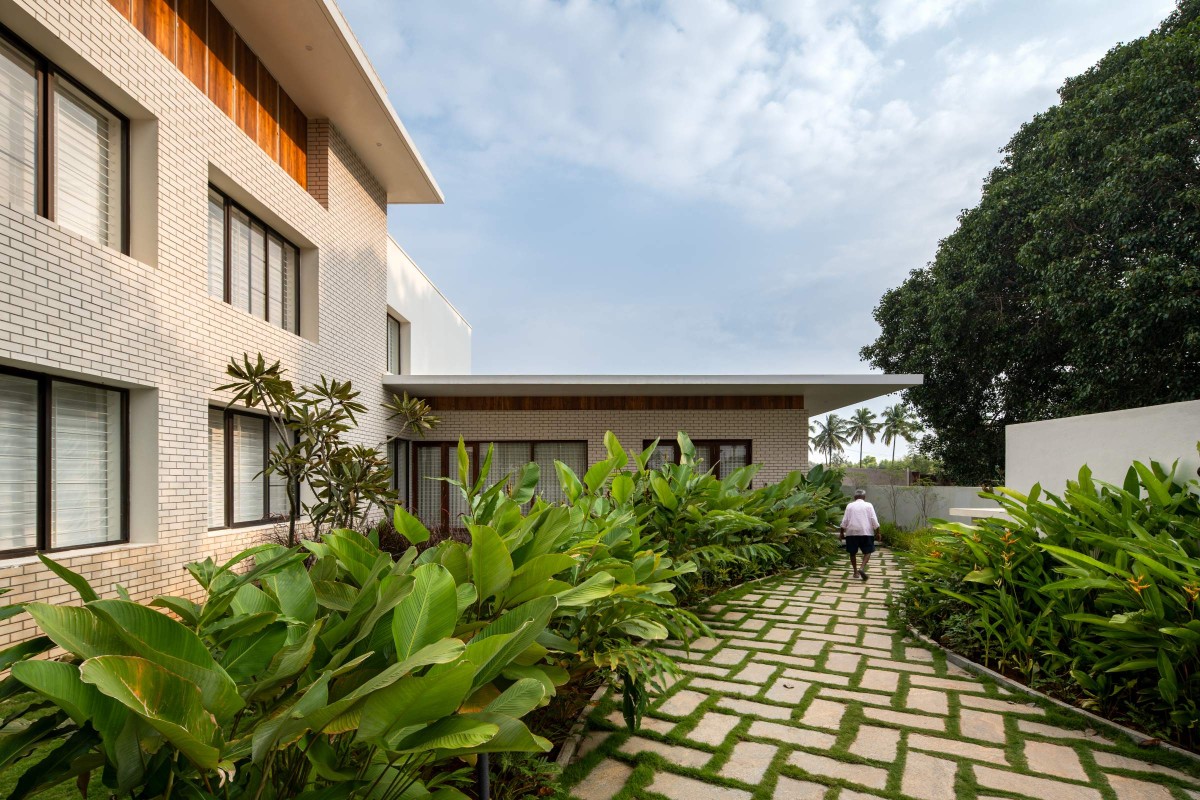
340 0 1174 461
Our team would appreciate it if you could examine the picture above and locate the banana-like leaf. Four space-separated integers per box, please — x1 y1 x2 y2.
501 554 577 607
149 596 201 626
80 655 221 770
456 583 478 616
8 728 101 800
259 545 317 625
24 604 132 660
484 678 545 718
437 711 550 755
0 637 53 672
510 463 541 506
394 504 431 545
221 622 288 681
391 716 498 753
393 564 459 661
358 661 475 743
555 572 616 607
554 461 584 503
88 599 243 721
469 525 514 602
314 581 358 612
610 474 635 504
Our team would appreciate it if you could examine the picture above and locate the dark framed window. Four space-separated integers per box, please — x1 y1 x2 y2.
0 366 128 557
0 26 128 252
207 186 300 334
644 439 752 479
208 407 293 530
410 440 587 530
387 315 403 374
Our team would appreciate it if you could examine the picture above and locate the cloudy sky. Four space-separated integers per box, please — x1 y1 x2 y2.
340 0 1174 461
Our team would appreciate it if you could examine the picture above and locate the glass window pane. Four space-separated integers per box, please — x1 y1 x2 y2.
392 440 408 506
268 423 289 518
719 443 749 477
54 80 122 249
208 409 224 528
0 41 37 215
51 382 122 549
646 443 674 472
415 445 442 529
267 233 283 327
232 414 265 523
249 221 266 320
283 244 299 334
689 444 712 472
387 316 401 374
207 191 225 300
0 374 38 551
532 442 586 504
229 207 251 313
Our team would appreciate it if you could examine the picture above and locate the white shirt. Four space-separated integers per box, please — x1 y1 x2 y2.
840 499 880 537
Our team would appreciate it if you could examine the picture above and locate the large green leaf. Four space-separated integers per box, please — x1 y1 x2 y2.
469 525 514 602
358 661 476 743
462 598 555 691
259 545 317 625
88 599 243 721
555 572 616 607
391 716 498 753
80 655 221 770
394 504 432 545
554 461 584 503
24 604 132 660
484 678 545 718
220 622 289 681
439 711 551 755
501 554 577 607
393 563 459 661
0 637 53 672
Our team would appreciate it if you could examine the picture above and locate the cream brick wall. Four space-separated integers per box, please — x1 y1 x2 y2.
419 409 811 485
0 1 401 644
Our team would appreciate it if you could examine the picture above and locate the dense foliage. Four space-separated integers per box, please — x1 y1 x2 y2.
0 432 844 798
861 0 1200 483
893 454 1200 747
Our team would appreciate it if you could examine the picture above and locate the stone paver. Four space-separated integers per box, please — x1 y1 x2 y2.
567 550 1200 800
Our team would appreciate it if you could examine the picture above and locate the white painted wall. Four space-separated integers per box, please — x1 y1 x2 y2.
386 238 472 375
1006 399 1200 494
842 484 998 529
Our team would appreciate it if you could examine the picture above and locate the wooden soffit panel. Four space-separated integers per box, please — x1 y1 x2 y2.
427 395 806 412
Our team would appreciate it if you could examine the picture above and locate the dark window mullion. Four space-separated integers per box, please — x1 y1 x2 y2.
223 411 233 528
261 415 270 520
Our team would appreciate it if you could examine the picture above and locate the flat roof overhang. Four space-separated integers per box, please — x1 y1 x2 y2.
213 0 442 204
383 375 922 415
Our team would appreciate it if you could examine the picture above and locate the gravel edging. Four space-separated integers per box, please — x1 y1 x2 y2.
906 627 1200 765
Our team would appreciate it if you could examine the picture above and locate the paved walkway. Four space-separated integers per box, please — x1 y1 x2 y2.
564 550 1200 800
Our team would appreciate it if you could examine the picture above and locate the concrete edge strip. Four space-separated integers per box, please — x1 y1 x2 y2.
905 627 1200 765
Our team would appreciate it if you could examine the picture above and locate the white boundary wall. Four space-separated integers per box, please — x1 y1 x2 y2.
1006 399 1200 494
841 484 998 529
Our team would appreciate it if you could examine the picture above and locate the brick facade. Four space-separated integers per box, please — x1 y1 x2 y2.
0 0 399 645
419 408 811 485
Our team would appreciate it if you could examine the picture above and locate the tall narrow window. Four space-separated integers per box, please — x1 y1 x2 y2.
0 32 127 251
207 190 225 299
207 186 301 334
54 80 123 249
208 409 225 528
0 374 38 552
644 439 752 480
390 439 409 508
0 368 127 557
232 414 265 524
51 383 123 548
532 442 586 505
387 315 402 374
268 425 290 517
0 40 37 215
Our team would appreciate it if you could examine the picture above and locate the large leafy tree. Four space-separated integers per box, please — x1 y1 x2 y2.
861 1 1200 483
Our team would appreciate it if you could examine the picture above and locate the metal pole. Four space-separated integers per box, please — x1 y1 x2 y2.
475 753 490 800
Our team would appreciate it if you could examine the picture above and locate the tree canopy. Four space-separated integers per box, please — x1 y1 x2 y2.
861 0 1200 484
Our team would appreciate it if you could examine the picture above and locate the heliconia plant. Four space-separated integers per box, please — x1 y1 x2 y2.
894 447 1200 747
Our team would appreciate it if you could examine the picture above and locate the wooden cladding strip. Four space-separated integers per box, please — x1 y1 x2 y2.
426 395 807 412
108 0 308 188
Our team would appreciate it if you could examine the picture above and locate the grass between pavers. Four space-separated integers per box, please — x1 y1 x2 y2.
560 559 1200 800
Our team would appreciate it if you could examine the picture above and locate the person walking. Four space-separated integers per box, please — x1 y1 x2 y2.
839 489 880 581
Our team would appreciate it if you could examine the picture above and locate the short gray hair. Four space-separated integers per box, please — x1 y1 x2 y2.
853 489 867 499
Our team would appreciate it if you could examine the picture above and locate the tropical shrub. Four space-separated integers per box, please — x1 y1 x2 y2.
893 453 1200 747
0 531 554 799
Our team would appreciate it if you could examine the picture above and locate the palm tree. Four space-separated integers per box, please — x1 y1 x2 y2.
810 414 851 465
847 407 880 467
880 403 920 464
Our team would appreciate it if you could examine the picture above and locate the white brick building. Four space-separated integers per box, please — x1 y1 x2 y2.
0 0 916 643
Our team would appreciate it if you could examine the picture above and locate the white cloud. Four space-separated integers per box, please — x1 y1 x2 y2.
874 0 983 43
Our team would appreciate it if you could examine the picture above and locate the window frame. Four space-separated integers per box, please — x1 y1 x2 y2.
208 406 296 531
0 23 129 253
386 315 402 374
208 185 301 334
642 438 753 480
0 365 129 558
409 439 588 530
390 438 409 508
